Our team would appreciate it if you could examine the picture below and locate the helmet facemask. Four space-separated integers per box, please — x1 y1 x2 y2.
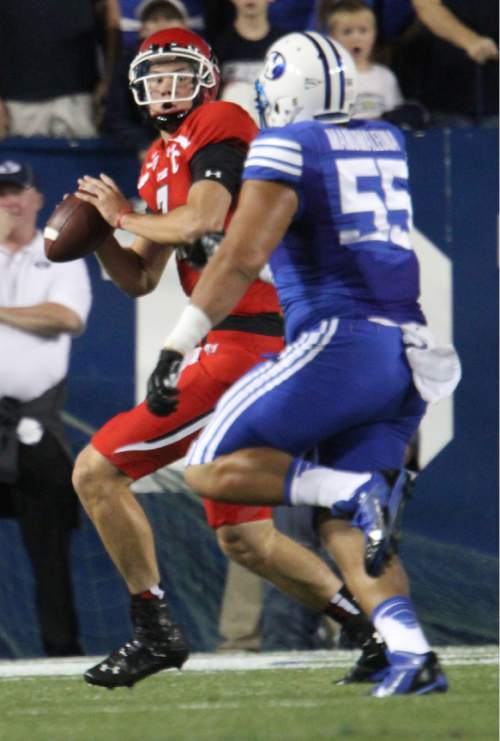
255 80 302 128
130 45 219 132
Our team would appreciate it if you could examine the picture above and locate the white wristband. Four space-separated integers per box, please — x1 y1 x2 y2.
163 304 212 355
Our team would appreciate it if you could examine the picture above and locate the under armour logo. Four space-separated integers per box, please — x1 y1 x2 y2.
99 663 120 674
204 170 221 179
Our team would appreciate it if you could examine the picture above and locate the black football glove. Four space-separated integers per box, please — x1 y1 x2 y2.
187 230 225 269
146 348 183 416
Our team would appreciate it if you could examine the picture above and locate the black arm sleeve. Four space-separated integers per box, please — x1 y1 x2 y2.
189 141 247 199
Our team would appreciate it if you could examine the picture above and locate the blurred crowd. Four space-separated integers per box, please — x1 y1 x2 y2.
0 0 497 155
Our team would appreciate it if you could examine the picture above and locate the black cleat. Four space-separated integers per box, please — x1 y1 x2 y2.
336 636 390 685
84 598 189 689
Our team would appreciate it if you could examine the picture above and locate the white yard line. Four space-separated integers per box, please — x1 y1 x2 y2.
0 646 497 679
4 700 334 717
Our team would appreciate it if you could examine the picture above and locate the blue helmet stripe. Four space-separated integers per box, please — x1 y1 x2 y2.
303 32 331 111
323 35 346 111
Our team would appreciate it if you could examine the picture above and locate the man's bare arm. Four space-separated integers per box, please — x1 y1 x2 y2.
119 179 232 245
169 180 298 341
96 233 173 297
0 303 83 337
146 179 298 415
77 175 234 297
412 0 499 63
77 175 232 245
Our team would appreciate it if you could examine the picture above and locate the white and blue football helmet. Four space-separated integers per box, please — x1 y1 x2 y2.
255 32 357 128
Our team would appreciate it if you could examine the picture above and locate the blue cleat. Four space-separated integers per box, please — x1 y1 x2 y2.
351 469 411 577
371 650 448 697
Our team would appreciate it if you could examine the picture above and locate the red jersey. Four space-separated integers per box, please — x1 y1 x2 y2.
138 101 280 316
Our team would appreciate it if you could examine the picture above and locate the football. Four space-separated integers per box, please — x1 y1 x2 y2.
43 193 113 262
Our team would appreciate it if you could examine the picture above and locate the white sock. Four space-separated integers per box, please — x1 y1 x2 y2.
372 597 430 655
286 459 371 508
149 584 165 600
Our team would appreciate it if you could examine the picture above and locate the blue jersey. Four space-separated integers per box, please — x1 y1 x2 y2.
243 119 425 341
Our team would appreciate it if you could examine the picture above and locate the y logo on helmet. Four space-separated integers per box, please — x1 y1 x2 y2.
264 52 286 81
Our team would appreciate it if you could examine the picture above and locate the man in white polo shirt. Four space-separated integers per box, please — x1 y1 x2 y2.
0 159 92 657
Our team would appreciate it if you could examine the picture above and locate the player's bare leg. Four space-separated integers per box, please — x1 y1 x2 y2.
73 445 159 592
216 518 389 683
187 448 408 576
186 448 448 696
73 445 188 688
217 519 339 609
185 448 292 506
316 516 410 616
317 517 446 695
190 452 391 681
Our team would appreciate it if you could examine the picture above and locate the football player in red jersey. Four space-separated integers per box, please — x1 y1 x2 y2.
73 28 387 688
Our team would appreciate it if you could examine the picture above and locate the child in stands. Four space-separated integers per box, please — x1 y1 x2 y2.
323 0 403 119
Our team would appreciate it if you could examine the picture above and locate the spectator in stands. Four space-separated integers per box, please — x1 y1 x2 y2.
0 159 92 656
403 0 499 125
213 0 285 123
324 0 403 119
0 0 121 139
205 0 316 44
118 0 203 47
136 0 188 38
203 0 236 47
95 0 123 125
102 0 188 159
318 0 417 63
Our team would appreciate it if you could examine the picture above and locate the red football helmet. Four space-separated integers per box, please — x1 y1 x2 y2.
129 28 221 133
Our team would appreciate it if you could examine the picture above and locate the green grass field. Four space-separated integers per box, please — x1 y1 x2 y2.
0 653 498 741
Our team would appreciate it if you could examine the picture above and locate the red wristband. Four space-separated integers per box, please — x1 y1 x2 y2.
115 204 133 230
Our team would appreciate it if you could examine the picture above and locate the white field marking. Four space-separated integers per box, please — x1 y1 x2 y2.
4 700 331 717
0 647 497 680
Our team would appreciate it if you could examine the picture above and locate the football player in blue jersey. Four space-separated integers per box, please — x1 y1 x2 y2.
146 31 461 696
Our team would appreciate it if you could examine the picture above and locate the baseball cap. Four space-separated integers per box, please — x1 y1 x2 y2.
0 160 37 189
135 0 188 22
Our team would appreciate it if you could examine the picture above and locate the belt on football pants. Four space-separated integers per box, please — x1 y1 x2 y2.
213 313 284 337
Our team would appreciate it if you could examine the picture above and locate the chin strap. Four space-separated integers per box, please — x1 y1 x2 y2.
151 110 190 133
147 88 207 134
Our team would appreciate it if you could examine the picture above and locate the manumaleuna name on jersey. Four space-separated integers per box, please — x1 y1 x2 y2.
326 128 400 152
